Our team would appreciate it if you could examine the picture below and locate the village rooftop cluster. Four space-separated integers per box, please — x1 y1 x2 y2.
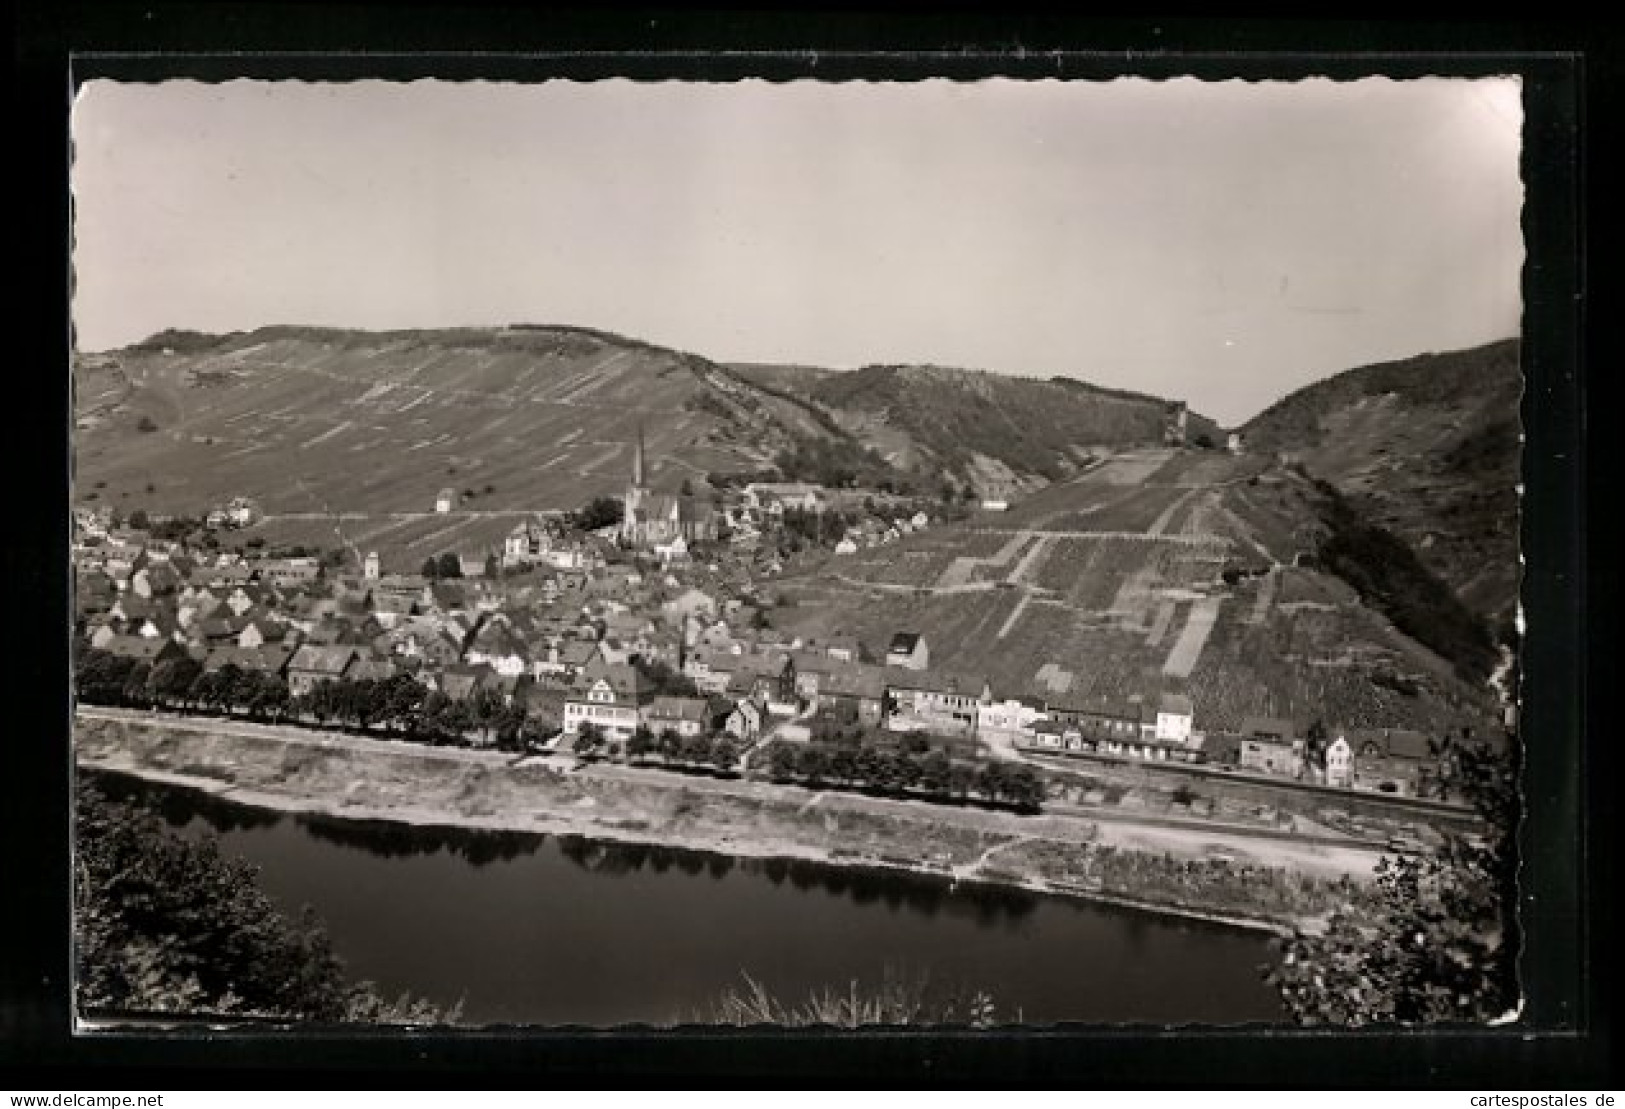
73 439 1459 806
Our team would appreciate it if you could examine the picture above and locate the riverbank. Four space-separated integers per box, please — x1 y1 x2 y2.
75 708 1374 936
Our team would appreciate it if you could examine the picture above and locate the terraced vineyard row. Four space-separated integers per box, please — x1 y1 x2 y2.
75 328 795 520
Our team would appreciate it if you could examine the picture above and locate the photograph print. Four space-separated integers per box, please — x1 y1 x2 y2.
69 71 1527 1029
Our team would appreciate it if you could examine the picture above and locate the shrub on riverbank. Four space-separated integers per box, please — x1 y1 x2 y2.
999 838 1365 925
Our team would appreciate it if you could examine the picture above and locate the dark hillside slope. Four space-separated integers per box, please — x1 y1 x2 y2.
810 364 1191 483
1240 340 1521 627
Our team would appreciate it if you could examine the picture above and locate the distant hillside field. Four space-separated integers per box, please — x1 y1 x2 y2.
73 326 861 558
1240 339 1521 628
75 327 1200 558
773 447 1502 736
733 361 1204 493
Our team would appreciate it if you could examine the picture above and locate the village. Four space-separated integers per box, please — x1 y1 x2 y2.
72 428 1468 820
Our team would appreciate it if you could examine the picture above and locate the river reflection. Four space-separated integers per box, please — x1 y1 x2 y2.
81 769 1285 1026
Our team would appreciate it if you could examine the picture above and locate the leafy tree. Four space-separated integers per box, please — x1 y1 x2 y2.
121 661 153 707
435 552 462 580
765 741 798 781
680 732 714 765
149 656 202 708
627 725 656 760
976 761 1009 804
1001 765 1045 813
569 497 624 533
855 746 891 788
1267 737 1519 1024
243 672 291 722
634 658 700 698
828 746 859 784
892 750 925 791
375 674 426 734
1305 719 1330 770
657 727 683 760
127 509 151 530
797 745 830 785
572 723 606 758
710 737 741 772
421 557 440 580
484 553 500 580
465 685 508 744
918 750 951 794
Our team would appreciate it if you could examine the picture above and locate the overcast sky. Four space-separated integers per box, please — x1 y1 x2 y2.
71 77 1522 425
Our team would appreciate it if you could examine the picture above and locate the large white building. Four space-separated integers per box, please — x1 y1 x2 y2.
562 662 647 741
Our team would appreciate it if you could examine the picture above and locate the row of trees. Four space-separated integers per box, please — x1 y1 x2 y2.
572 722 743 772
77 647 292 720
74 645 540 750
758 739 1046 813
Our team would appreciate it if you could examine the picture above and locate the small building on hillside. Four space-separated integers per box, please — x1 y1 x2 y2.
286 644 361 697
1154 692 1195 744
435 488 457 514
1325 735 1355 788
885 632 930 671
817 663 888 726
1239 737 1305 778
642 695 710 739
885 669 991 737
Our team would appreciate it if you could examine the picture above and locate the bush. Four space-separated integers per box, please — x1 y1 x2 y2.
75 779 454 1022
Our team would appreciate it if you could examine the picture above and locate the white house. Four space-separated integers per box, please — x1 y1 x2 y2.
834 537 858 555
1325 735 1355 788
652 535 689 563
435 488 457 514
562 663 646 741
885 632 930 671
980 499 1010 512
723 698 762 740
743 483 824 514
363 551 381 581
977 696 1047 739
1154 693 1195 744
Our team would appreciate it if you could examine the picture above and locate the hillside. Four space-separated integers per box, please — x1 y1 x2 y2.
734 361 1197 495
771 448 1503 737
75 327 1201 561
73 325 873 567
1239 340 1522 629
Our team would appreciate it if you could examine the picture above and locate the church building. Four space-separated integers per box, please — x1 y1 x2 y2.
619 425 718 548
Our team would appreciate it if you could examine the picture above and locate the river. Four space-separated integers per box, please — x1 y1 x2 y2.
89 771 1287 1026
